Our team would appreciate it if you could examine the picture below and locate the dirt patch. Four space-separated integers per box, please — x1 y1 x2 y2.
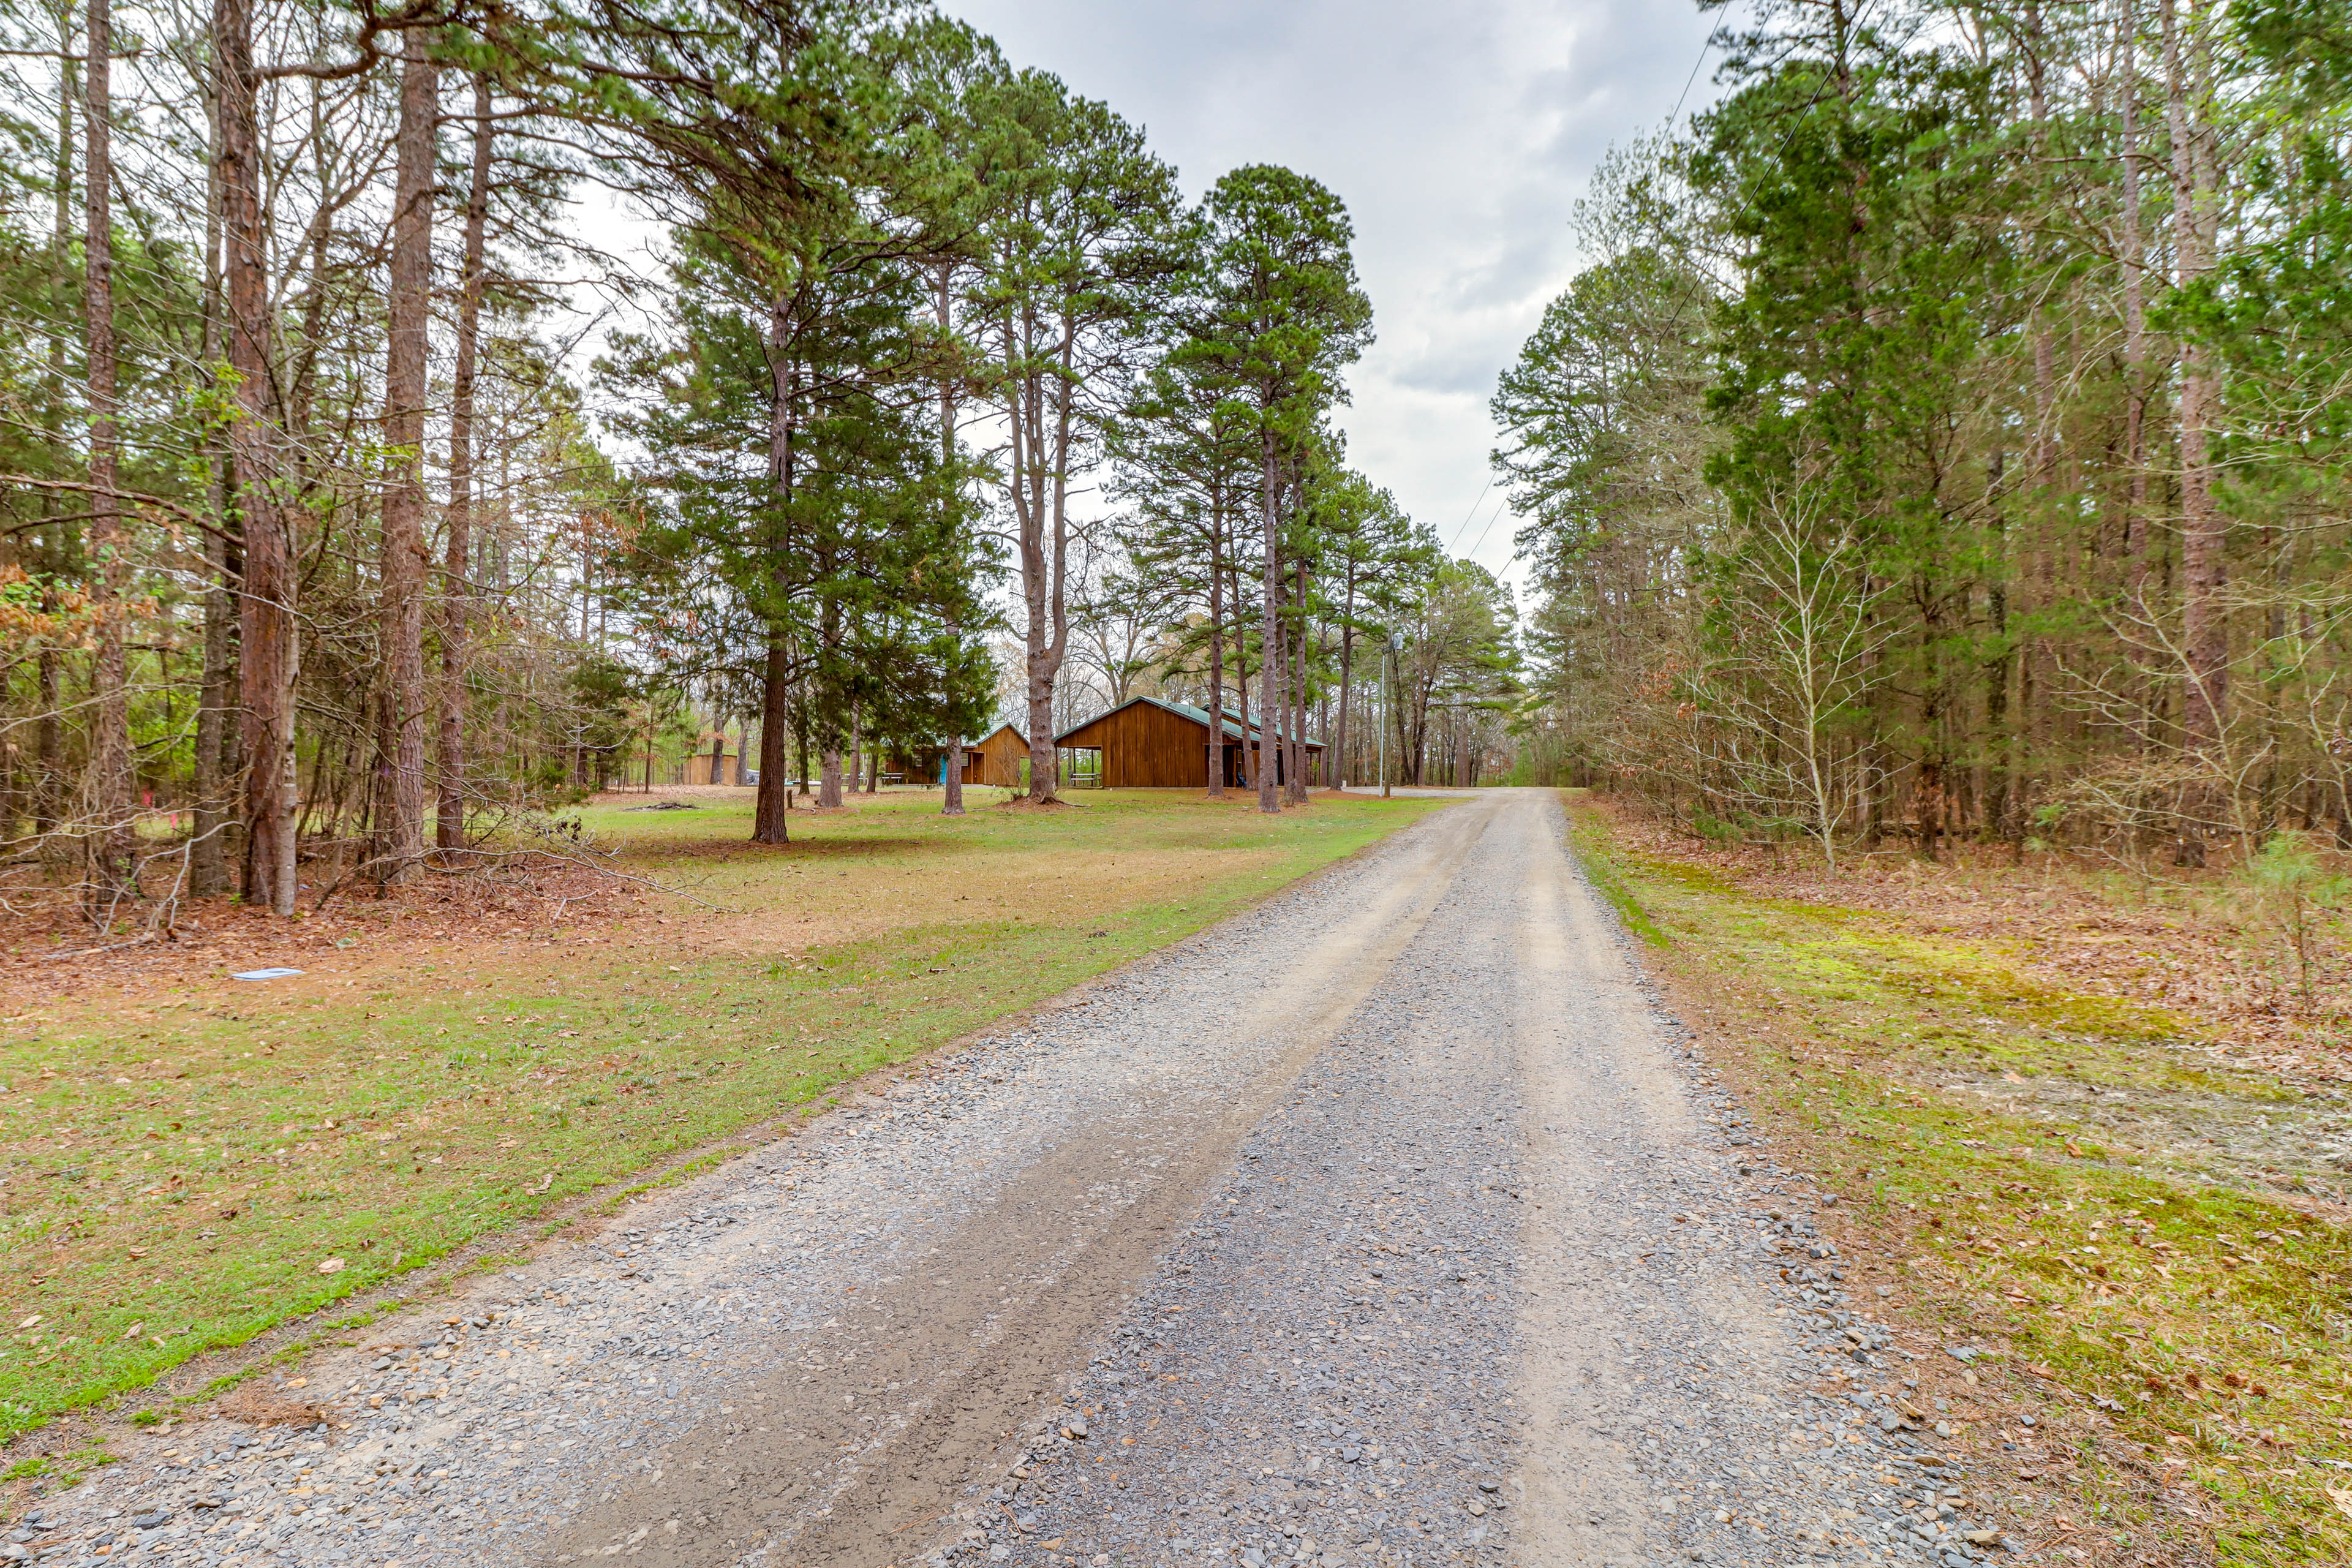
211 1387 324 1427
0 862 636 1017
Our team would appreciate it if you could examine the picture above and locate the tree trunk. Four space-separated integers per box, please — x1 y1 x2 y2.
375 23 435 883
1334 569 1357 790
32 43 76 843
936 264 966 818
753 301 799 842
2163 0 2225 758
1205 508 1226 796
1289 556 1310 803
439 72 491 858
83 0 130 897
1256 431 1281 813
796 699 811 801
218 0 296 915
1017 347 1075 804
856 696 875 799
2119 0 2150 614
191 72 234 897
755 641 793 840
1234 557 1253 791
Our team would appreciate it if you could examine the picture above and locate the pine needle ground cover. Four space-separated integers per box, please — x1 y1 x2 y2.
0 788 1446 1457
1568 792 2352 1567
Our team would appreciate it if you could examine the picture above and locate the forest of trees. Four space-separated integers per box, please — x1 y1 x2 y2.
1497 0 2352 869
0 0 1518 933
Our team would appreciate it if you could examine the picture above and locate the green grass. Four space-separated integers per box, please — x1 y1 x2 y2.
0 786 1447 1444
1566 792 2352 1566
1567 805 1670 946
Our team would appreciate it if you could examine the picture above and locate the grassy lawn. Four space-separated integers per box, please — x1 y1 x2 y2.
1566 793 2352 1567
0 786 1449 1453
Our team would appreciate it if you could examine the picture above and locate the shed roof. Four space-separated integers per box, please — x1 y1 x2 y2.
1054 695 1323 748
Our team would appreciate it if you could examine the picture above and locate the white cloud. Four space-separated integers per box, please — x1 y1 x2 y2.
944 0 1722 586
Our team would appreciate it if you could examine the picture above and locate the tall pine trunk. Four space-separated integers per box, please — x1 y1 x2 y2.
2163 0 2225 761
1334 567 1357 791
83 0 130 895
938 268 965 817
191 76 234 896
375 24 437 882
1016 349 1074 803
756 640 794 836
1204 503 1226 796
752 300 797 844
34 46 74 842
1233 556 1253 791
439 73 492 858
2119 0 2150 594
217 0 296 915
1256 430 1281 813
1289 556 1309 802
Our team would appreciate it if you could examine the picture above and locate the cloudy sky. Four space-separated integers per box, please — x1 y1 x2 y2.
945 0 1723 597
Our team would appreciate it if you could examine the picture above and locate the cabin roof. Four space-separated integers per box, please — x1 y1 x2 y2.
1054 695 1323 748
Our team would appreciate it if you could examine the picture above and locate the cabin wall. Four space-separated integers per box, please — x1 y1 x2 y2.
1057 703 1330 789
1055 704 1208 788
971 729 1027 788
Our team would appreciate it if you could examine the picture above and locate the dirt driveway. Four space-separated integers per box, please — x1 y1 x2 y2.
32 793 2002 1568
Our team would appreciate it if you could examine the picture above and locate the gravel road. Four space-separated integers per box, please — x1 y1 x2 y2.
24 791 2008 1568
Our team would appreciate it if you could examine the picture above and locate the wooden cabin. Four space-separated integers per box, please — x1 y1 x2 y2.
1054 696 1324 789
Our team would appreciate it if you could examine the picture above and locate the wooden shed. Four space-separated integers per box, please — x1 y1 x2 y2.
963 724 1030 788
682 748 739 785
887 746 943 785
1054 696 1322 790
882 728 1029 788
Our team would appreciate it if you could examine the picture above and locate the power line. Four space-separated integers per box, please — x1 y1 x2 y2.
1443 478 1493 552
1665 12 1719 128
1460 492 1513 563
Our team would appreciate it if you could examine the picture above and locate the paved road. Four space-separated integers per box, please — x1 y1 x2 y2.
43 791 2002 1568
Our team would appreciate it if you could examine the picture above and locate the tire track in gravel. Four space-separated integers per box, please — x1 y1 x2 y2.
931 791 1997 1568
534 794 1507 1568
